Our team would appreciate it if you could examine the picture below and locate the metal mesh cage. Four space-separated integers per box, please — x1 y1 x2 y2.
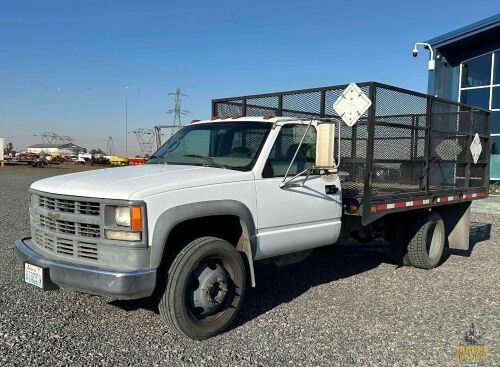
213 82 490 220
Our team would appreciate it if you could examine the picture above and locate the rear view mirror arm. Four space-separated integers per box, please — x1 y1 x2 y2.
279 118 341 189
280 120 313 188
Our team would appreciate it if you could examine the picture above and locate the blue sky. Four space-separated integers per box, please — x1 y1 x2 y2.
0 0 498 154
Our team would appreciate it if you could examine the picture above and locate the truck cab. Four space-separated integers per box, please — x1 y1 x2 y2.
16 116 343 339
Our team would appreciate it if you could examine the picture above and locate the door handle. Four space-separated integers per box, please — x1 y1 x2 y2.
325 185 338 195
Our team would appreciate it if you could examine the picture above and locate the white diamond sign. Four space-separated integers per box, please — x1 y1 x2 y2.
470 133 482 164
332 83 372 126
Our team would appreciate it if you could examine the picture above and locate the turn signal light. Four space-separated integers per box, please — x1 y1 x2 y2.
130 206 143 231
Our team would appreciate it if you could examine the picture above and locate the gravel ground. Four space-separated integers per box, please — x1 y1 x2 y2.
0 165 498 366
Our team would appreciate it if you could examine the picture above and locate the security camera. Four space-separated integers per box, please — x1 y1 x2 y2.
412 47 418 57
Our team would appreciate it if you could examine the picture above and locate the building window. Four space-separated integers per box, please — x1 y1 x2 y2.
460 51 500 110
494 52 500 85
492 87 500 109
460 88 490 109
461 53 492 87
459 51 500 180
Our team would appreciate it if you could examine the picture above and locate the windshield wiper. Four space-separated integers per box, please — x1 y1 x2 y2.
183 154 226 169
147 155 168 165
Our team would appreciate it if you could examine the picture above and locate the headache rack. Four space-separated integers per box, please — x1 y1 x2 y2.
212 82 491 225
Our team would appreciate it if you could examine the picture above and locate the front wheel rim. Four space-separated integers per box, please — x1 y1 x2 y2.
187 257 236 322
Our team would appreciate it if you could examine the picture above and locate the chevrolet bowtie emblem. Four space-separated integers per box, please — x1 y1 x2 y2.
47 211 60 220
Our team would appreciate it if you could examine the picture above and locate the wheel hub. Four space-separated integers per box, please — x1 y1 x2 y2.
192 263 229 316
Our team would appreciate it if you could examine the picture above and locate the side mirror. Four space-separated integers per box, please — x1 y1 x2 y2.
315 122 335 169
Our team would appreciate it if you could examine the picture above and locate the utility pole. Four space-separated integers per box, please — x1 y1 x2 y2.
125 94 128 157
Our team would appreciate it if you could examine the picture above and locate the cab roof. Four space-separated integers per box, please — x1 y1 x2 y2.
192 116 313 125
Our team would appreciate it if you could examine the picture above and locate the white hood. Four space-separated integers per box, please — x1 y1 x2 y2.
30 165 254 200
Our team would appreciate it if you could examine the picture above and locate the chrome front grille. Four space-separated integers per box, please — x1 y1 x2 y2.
35 213 100 238
37 195 100 216
34 230 55 252
31 192 102 262
34 230 99 261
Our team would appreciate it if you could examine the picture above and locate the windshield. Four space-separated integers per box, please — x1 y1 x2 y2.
147 121 272 171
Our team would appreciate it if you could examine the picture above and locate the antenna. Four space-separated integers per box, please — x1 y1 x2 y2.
106 136 115 156
130 128 155 157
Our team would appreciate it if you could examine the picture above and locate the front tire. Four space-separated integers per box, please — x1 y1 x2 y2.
159 237 246 340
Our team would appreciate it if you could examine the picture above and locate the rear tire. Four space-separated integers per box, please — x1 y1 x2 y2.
407 212 445 269
159 236 246 340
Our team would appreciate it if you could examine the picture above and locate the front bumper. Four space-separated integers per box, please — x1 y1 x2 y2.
15 238 157 300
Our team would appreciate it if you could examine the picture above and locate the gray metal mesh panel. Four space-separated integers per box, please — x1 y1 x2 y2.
282 91 321 118
212 82 490 205
231 128 269 157
246 96 279 116
215 99 244 116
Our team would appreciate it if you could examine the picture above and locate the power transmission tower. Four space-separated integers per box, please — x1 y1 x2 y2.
167 87 189 127
130 128 155 157
40 132 73 145
106 136 115 156
58 135 74 144
152 88 189 149
41 132 59 145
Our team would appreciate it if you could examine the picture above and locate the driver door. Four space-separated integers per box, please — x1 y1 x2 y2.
254 123 342 259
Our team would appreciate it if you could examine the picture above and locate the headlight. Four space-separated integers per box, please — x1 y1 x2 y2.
107 205 144 241
114 206 131 227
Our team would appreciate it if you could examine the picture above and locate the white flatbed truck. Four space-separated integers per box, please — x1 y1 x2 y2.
16 82 491 339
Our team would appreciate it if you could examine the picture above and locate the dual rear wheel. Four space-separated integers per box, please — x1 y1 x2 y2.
389 211 445 269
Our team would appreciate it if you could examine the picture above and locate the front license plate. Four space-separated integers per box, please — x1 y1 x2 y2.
24 263 44 288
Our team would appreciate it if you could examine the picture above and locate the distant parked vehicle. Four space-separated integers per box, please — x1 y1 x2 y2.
106 156 128 166
9 152 58 168
127 157 146 165
91 157 111 166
